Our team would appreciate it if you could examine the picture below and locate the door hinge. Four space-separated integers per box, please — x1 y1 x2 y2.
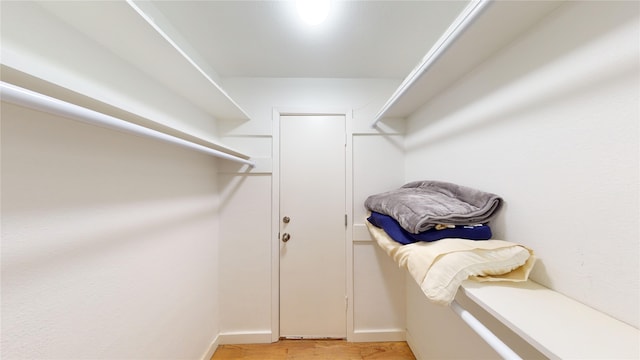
345 296 349 311
345 214 347 227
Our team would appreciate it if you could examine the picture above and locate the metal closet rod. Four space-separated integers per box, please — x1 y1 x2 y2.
0 81 255 167
371 0 491 128
451 300 522 360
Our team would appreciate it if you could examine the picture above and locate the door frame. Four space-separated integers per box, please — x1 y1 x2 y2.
271 108 354 342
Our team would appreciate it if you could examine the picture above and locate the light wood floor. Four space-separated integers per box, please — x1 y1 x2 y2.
210 339 416 360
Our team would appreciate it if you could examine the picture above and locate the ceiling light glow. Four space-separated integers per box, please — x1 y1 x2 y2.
296 0 331 26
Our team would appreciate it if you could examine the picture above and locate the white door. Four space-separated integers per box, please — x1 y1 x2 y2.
279 115 346 339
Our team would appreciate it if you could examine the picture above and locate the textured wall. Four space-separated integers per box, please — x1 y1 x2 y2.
1 103 221 358
405 1 639 328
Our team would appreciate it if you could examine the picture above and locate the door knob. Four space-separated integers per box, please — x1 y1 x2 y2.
283 216 290 223
282 233 291 242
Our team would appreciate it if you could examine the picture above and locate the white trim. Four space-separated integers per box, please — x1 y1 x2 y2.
200 334 220 360
271 108 281 343
275 106 349 117
271 107 354 342
350 329 406 343
344 109 355 341
218 331 274 345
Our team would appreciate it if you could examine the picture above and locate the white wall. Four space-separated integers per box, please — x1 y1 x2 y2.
352 134 406 340
216 77 407 341
216 173 273 343
1 103 222 358
405 0 639 336
7 1 636 357
220 77 401 136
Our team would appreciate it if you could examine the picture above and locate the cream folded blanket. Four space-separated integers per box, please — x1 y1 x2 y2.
366 222 536 305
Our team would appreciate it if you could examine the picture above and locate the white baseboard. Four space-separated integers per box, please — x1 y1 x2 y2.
218 330 274 345
200 334 220 360
405 330 424 360
350 329 406 342
215 329 405 347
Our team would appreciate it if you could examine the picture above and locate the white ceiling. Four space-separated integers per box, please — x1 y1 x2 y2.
151 1 469 79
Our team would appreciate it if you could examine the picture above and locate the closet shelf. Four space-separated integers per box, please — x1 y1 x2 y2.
0 75 253 166
125 0 250 121
461 280 639 359
27 0 249 121
372 0 562 126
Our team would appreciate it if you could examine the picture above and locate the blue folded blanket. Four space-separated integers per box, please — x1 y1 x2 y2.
367 211 492 245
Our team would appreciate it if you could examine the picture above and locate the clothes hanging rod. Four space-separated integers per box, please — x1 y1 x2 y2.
371 0 491 128
0 81 255 167
451 300 522 360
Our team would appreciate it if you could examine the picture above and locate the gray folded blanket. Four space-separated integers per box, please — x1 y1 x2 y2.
365 180 503 234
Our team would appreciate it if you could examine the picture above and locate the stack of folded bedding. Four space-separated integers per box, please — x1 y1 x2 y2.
365 180 503 245
367 211 492 244
366 221 535 305
365 180 535 305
